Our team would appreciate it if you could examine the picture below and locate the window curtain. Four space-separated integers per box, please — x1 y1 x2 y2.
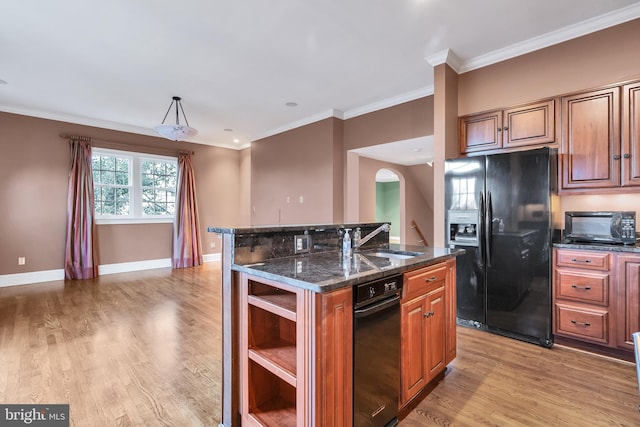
172 153 203 268
64 137 98 279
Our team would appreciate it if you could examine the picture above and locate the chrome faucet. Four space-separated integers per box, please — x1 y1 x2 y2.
353 223 390 250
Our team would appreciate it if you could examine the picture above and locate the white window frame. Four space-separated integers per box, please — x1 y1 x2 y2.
92 147 178 225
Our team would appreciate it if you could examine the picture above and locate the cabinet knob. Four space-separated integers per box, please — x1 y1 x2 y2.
497 128 502 132
425 276 437 282
503 126 509 131
613 154 621 160
424 310 435 318
624 153 631 159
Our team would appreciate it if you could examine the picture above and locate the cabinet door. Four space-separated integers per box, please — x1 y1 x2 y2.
622 82 640 187
400 295 428 406
561 87 620 189
425 287 446 379
503 99 555 149
615 254 640 351
445 259 457 364
459 110 502 153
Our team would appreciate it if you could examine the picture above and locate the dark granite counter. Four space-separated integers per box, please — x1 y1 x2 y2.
554 241 640 253
232 244 463 293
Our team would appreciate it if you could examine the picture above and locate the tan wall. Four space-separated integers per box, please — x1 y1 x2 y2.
343 97 434 150
457 18 640 223
0 112 244 275
250 118 342 225
458 18 640 115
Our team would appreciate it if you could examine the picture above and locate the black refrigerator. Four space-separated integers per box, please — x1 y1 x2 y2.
444 147 556 347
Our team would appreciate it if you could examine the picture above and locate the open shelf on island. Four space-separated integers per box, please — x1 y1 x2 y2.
248 360 297 427
248 280 297 321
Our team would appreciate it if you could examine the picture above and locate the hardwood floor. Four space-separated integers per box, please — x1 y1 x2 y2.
403 326 640 427
1 263 639 426
0 264 222 426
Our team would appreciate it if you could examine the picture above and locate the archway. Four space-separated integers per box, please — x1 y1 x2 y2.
375 168 403 244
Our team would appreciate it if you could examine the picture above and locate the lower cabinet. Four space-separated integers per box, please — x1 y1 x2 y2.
553 248 640 354
399 261 454 408
615 254 640 351
239 259 458 426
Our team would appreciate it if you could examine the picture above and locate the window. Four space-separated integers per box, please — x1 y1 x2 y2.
92 148 177 223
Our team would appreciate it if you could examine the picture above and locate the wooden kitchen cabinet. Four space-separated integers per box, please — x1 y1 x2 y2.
445 259 457 364
615 254 640 351
240 273 353 427
561 87 620 190
459 99 554 154
400 262 449 407
622 82 640 187
553 249 613 346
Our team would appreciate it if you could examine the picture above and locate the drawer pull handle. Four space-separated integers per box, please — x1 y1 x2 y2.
570 258 591 263
570 320 591 327
425 276 438 282
571 284 592 290
424 310 435 318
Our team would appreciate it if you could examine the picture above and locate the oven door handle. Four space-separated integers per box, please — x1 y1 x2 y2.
354 295 400 319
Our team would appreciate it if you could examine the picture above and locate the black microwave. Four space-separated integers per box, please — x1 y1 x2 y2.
565 211 636 245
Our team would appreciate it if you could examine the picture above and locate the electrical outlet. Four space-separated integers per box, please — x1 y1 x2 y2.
210 242 216 249
294 235 311 254
18 257 25 265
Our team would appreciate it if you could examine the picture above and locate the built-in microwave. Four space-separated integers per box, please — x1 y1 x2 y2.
564 211 636 245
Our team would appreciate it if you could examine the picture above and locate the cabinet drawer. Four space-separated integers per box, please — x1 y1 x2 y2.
555 249 610 271
403 263 447 301
555 303 609 344
556 270 609 305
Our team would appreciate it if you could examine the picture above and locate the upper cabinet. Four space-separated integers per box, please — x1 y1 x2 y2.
623 82 640 187
459 99 555 154
561 87 620 190
560 82 640 192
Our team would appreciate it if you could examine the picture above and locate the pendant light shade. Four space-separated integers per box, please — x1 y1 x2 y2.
153 96 198 141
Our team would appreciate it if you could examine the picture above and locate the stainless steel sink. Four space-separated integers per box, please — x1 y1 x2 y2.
368 249 424 260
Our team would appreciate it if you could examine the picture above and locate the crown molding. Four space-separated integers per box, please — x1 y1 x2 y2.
0 104 244 150
342 86 434 120
250 109 344 141
459 2 640 73
425 49 462 73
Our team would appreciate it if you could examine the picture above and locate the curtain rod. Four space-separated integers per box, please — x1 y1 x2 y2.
59 134 195 156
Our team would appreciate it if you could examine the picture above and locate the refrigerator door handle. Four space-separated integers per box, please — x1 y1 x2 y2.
479 192 485 267
486 191 493 267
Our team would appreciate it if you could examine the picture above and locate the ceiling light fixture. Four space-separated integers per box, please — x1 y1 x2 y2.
153 96 198 141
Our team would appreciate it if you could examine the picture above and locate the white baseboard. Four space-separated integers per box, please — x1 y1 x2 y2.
98 258 173 275
0 269 65 288
0 253 222 288
203 253 221 263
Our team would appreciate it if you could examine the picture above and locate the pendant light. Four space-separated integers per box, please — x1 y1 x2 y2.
153 96 198 141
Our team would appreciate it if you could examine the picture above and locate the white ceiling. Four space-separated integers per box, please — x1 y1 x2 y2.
1 0 640 158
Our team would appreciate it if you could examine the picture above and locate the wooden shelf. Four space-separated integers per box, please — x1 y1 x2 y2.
249 397 297 427
249 341 297 386
247 294 297 321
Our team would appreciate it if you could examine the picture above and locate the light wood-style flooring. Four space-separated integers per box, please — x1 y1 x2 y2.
1 263 639 426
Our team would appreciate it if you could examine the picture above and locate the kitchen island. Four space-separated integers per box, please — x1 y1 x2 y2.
209 223 463 426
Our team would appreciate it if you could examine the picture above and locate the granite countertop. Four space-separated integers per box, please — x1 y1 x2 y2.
554 240 640 253
232 244 464 293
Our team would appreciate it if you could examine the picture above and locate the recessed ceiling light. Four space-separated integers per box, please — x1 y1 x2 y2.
233 139 240 143
224 128 233 132
412 148 422 152
285 102 298 107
